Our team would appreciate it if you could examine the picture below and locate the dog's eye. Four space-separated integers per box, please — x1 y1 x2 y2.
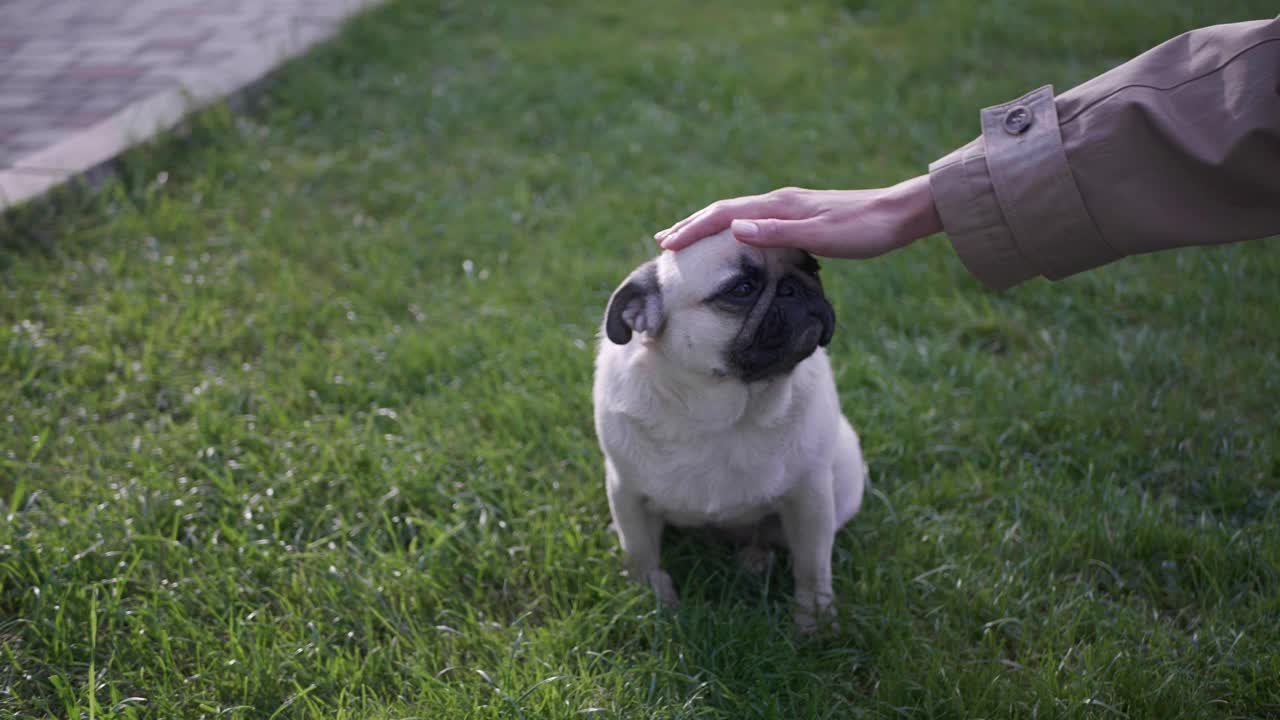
727 280 756 299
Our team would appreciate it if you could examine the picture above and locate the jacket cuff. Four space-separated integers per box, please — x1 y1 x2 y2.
929 85 1119 290
928 136 1036 290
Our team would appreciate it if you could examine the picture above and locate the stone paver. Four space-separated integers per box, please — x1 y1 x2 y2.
0 0 384 210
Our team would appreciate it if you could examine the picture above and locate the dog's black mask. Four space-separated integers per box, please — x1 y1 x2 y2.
722 253 835 383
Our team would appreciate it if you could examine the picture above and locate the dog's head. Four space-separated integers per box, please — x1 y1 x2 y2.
605 229 835 382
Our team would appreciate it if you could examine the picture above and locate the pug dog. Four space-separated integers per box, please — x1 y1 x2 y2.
592 229 867 631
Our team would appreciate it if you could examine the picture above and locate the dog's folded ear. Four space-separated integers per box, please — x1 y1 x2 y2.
605 261 665 345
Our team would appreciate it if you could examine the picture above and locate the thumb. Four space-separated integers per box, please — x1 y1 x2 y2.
731 217 824 251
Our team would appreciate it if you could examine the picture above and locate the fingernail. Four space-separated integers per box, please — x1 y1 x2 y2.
659 236 675 250
732 219 759 240
653 229 669 241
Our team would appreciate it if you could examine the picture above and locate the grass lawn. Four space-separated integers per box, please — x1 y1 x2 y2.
3 0 1279 717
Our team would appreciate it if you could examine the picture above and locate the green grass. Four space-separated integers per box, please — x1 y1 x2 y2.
2 0 1278 717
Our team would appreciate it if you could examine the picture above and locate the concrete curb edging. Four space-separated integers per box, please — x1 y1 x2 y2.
0 0 384 212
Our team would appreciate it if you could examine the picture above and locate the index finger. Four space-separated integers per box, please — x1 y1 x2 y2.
655 193 777 251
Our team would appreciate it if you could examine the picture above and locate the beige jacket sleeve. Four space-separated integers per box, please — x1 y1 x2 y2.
927 18 1280 290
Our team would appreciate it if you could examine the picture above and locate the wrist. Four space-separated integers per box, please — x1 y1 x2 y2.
886 174 943 249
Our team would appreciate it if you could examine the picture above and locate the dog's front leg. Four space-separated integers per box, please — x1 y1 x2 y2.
779 472 837 634
606 465 678 607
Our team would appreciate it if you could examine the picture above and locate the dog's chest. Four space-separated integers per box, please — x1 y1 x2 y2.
634 423 795 527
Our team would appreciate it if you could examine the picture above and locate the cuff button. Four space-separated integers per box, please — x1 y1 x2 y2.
1003 106 1032 135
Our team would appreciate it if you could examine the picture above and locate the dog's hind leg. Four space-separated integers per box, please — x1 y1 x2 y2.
732 514 783 575
832 417 867 530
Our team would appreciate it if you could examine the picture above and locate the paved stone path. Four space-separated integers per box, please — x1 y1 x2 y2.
0 0 383 210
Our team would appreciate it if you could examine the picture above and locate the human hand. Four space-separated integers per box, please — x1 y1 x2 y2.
654 175 943 258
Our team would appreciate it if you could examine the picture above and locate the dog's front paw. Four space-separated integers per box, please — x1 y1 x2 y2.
646 569 680 608
794 592 838 635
